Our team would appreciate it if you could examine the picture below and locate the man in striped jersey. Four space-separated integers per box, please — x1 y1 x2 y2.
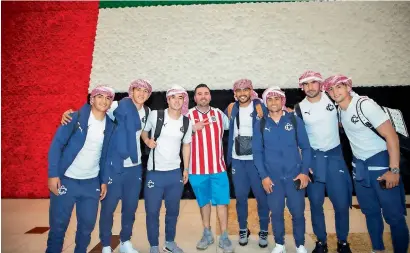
187 84 233 253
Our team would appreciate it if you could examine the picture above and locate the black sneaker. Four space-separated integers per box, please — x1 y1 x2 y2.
337 241 352 253
238 228 250 246
312 241 328 253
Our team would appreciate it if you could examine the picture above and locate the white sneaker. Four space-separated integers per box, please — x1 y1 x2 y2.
120 240 139 253
271 243 286 253
296 245 307 253
102 246 112 253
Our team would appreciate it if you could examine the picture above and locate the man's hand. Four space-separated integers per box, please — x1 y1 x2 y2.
378 171 400 189
294 174 310 189
145 138 157 149
193 118 210 132
183 170 189 184
100 184 107 200
262 177 274 194
48 177 61 196
61 109 74 125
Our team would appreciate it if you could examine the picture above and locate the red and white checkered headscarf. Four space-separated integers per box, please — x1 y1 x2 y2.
234 90 261 102
323 75 352 92
298 71 323 89
166 85 189 116
262 86 286 109
90 85 115 101
128 79 152 97
233 79 253 91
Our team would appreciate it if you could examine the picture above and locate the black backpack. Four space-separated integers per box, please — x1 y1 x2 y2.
151 110 190 171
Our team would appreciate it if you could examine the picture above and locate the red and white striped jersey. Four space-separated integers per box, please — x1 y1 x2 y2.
187 107 229 175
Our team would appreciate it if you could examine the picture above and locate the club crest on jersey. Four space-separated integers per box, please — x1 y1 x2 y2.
326 104 335 111
351 115 359 124
211 116 217 122
285 123 293 131
58 185 67 195
147 180 155 188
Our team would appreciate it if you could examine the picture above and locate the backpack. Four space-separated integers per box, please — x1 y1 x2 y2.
341 96 410 174
151 110 190 171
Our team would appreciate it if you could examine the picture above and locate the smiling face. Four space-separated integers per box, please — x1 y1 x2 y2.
130 87 150 105
302 81 321 98
327 83 350 104
194 87 211 107
167 94 184 111
91 94 113 112
234 88 251 104
266 95 283 113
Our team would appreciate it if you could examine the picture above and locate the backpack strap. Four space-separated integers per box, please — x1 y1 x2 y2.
181 116 189 141
294 103 303 121
227 102 235 119
260 117 266 146
143 105 150 122
152 110 165 171
356 97 386 141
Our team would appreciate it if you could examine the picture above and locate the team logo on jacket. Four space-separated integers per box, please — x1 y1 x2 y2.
180 126 184 133
232 168 236 175
147 180 155 188
58 185 67 195
264 127 271 132
351 115 359 124
142 116 147 123
326 104 335 111
108 177 113 185
285 123 293 131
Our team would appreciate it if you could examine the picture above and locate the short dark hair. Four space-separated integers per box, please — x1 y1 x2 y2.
194 83 211 95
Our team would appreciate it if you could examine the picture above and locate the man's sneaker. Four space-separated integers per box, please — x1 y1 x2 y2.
102 246 113 253
163 241 184 253
196 228 215 250
337 241 352 253
272 243 286 253
238 228 250 246
218 231 234 253
312 241 328 253
258 230 268 248
296 245 308 253
150 246 160 253
120 241 139 253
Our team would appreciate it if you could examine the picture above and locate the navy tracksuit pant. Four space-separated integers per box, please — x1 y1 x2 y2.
307 145 352 242
99 165 143 247
231 159 269 231
353 151 408 252
144 169 184 247
268 177 306 247
46 176 100 253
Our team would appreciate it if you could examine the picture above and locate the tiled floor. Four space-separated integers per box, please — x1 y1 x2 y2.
2 197 410 253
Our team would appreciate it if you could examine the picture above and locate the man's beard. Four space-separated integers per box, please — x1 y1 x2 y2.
305 90 320 98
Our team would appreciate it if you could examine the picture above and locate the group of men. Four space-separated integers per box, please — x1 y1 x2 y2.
46 70 408 253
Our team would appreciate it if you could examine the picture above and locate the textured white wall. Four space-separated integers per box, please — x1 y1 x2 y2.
90 1 410 92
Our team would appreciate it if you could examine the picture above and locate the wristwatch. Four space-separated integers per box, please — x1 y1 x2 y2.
389 167 400 174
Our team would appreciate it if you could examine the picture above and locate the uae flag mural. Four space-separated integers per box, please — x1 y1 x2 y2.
2 1 410 198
